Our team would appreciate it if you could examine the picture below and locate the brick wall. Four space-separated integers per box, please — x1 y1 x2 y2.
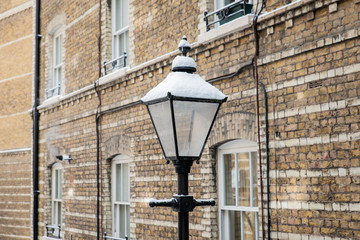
37 0 360 239
0 1 33 239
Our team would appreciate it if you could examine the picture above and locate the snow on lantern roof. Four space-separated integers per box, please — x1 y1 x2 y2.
141 71 227 102
171 55 196 72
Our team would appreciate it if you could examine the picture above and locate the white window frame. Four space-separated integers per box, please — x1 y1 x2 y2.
52 163 62 237
218 140 259 240
215 0 254 10
47 32 63 99
112 0 129 67
112 155 131 239
198 0 254 44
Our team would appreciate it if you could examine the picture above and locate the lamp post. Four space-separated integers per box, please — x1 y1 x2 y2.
141 36 227 240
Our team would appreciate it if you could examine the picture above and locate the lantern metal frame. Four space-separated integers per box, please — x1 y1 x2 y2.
143 92 226 167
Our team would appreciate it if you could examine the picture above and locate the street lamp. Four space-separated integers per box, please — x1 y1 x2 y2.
141 36 227 240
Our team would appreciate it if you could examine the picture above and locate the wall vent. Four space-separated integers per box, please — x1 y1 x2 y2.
308 79 323 88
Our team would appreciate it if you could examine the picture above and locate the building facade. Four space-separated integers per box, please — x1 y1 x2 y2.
0 1 34 239
8 0 358 239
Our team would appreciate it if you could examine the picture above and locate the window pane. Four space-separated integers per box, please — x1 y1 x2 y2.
123 163 129 202
58 35 62 64
55 35 62 66
58 169 62 199
55 36 59 65
53 69 57 88
54 169 62 200
115 31 129 58
251 151 258 207
222 210 241 240
119 33 125 56
225 0 235 5
55 170 59 199
116 164 122 201
55 68 60 87
58 67 62 86
126 205 130 238
238 152 250 207
125 30 129 54
224 154 236 206
115 0 121 31
114 204 119 234
244 211 257 240
113 35 119 58
122 0 129 27
115 0 128 31
58 202 62 225
119 205 129 237
52 202 56 224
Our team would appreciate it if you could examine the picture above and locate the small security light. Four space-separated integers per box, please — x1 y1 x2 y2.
56 155 72 162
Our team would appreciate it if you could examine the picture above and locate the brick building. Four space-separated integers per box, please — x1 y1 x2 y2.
0 1 34 239
7 0 358 239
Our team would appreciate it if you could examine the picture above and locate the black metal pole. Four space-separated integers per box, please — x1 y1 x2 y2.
177 172 189 240
178 211 189 240
33 0 41 239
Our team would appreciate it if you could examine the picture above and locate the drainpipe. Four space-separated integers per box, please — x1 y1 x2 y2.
253 0 271 239
33 0 41 239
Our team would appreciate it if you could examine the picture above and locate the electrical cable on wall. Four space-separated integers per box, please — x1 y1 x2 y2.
252 0 270 239
96 0 103 239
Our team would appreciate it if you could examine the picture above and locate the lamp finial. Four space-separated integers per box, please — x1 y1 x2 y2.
178 36 191 56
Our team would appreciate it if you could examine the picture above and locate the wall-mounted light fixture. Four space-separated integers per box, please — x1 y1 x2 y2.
56 155 72 162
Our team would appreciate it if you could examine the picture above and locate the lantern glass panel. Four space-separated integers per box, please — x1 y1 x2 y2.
173 100 219 157
148 101 176 157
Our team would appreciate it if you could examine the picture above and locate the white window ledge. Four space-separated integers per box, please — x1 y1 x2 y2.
40 95 62 109
99 66 129 86
42 236 60 240
198 14 254 45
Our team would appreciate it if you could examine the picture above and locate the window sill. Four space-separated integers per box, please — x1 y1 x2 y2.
39 95 62 110
42 236 60 240
99 66 129 86
198 14 254 45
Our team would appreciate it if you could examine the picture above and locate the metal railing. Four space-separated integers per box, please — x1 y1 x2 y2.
103 53 127 75
46 84 61 99
45 223 61 239
204 0 253 31
104 232 128 240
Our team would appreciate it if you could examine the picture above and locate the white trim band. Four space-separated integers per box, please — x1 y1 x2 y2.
0 148 31 154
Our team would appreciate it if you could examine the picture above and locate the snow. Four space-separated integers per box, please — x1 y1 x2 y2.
141 71 227 102
178 36 191 49
171 55 196 70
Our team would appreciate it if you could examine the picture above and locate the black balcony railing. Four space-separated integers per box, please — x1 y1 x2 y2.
46 84 61 99
104 232 128 240
103 52 127 75
204 0 253 31
45 223 61 239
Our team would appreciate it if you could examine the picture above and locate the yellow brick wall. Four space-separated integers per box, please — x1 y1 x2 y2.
0 0 30 13
0 1 33 239
37 0 360 239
